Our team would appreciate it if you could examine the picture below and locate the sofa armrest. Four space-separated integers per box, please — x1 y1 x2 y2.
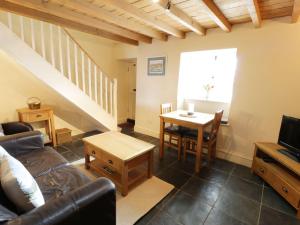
6 178 116 225
1 122 33 135
0 131 44 157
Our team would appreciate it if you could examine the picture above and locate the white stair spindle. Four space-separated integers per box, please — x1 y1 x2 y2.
30 19 35 50
74 44 79 87
94 65 98 103
40 21 46 58
19 16 24 41
110 81 113 115
113 79 118 119
7 12 12 30
49 24 55 66
88 58 92 98
105 76 108 112
66 35 71 80
58 27 64 75
100 72 103 107
81 50 86 93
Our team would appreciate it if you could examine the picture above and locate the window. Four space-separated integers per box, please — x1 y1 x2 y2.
178 48 237 103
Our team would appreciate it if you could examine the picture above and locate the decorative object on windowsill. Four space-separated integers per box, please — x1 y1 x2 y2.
187 103 195 115
27 97 41 110
203 76 215 100
147 56 166 76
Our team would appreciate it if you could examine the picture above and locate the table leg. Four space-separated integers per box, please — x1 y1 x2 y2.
84 144 90 169
195 127 203 173
159 117 165 159
148 150 153 178
122 164 129 196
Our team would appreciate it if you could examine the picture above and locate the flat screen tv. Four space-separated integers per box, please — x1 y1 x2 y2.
278 115 300 162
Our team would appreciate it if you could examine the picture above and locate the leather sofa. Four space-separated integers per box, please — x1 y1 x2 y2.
0 122 116 225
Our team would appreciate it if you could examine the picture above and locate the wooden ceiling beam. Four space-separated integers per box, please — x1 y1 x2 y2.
0 0 152 44
99 0 185 39
246 0 262 27
292 0 300 23
156 0 206 36
197 0 231 32
52 0 167 41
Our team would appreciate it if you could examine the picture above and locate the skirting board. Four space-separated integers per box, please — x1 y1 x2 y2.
134 125 253 167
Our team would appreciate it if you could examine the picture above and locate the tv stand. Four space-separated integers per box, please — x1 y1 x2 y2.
252 142 300 218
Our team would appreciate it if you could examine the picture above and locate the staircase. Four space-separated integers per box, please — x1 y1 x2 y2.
0 12 118 131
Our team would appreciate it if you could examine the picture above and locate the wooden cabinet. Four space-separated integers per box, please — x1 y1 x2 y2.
17 106 57 146
252 142 300 218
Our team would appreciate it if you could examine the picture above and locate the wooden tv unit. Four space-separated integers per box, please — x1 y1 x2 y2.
252 142 300 218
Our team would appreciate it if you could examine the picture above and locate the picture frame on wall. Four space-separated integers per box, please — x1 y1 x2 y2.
147 56 166 76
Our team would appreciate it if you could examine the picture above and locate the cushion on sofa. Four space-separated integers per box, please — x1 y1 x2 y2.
0 204 17 222
0 146 45 212
0 125 4 137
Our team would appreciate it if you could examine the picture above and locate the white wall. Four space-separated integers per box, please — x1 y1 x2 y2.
134 17 300 166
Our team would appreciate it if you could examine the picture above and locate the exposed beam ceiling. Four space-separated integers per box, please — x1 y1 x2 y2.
197 0 232 32
52 0 168 41
98 0 185 39
292 0 300 23
156 0 206 36
246 0 261 27
0 0 153 45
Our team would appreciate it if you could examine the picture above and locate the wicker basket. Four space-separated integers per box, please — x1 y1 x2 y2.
27 97 41 110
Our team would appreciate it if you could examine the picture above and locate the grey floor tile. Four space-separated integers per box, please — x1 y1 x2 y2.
225 176 262 202
196 166 229 185
134 207 160 225
214 190 260 225
211 158 236 174
148 211 182 225
232 164 263 185
164 191 211 225
181 176 222 206
157 167 191 189
61 150 80 162
204 208 248 225
259 206 300 225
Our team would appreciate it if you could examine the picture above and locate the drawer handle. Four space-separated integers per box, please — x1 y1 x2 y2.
36 114 43 118
92 151 95 155
108 159 113 164
103 166 113 175
282 186 288 193
259 168 265 173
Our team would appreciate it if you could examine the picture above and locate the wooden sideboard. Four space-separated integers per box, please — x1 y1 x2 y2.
17 106 57 146
252 142 300 218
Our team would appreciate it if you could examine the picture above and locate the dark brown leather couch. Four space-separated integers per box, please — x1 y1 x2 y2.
0 122 116 225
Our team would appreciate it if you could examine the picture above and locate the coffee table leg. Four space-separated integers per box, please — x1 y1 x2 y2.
121 164 128 196
148 150 153 178
84 145 90 169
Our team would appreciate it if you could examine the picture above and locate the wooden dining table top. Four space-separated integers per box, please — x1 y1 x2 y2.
160 110 215 126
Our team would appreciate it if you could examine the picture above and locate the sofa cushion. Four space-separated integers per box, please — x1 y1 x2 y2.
16 147 68 178
1 153 45 212
0 204 17 222
36 165 91 202
0 125 4 137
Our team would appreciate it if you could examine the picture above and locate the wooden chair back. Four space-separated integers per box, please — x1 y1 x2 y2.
160 103 172 114
209 110 224 140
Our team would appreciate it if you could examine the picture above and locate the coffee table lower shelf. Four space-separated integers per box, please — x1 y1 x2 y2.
88 160 148 195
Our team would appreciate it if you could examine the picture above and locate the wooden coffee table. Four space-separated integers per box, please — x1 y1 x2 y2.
83 131 155 196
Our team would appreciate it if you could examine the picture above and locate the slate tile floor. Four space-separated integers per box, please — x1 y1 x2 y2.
56 123 300 225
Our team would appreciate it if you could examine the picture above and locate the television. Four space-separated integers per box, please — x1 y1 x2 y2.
278 115 300 162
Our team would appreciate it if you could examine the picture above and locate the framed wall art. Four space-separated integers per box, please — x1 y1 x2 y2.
147 56 166 76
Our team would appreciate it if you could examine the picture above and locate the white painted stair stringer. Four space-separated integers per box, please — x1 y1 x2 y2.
0 22 117 131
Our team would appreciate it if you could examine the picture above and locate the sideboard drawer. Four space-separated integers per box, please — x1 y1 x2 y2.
101 151 121 171
24 111 49 122
253 158 269 180
86 145 102 159
270 172 300 209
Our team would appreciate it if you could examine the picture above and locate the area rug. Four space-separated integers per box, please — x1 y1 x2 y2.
72 159 174 225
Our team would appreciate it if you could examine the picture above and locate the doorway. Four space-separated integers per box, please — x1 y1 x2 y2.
127 61 136 122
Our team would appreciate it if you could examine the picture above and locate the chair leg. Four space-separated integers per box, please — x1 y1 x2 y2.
183 139 187 161
207 143 212 166
177 136 182 161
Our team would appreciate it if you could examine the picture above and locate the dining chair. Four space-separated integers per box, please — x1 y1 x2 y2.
160 103 183 160
183 110 224 165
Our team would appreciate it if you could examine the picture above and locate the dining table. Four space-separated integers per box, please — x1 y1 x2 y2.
159 110 215 173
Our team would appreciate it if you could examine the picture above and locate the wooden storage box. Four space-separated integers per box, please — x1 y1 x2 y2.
56 128 72 145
